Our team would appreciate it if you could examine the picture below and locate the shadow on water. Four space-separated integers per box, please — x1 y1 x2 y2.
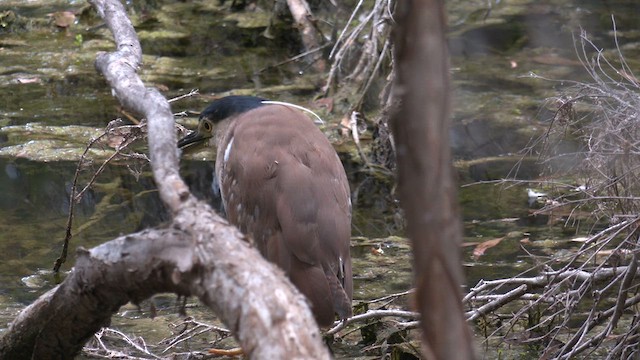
0 157 256 303
0 159 166 302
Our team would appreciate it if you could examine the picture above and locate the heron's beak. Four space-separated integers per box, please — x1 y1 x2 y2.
178 130 210 150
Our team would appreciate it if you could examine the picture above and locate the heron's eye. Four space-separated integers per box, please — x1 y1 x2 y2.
202 119 213 132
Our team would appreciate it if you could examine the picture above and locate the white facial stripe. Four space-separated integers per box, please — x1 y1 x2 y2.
261 100 324 124
224 137 234 163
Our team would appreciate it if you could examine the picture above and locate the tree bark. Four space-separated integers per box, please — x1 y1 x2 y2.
285 0 327 72
390 0 476 359
92 0 187 214
0 0 330 358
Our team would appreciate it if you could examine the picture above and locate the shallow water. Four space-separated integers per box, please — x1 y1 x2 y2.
1 0 640 358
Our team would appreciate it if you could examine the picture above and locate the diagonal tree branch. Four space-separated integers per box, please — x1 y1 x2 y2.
91 0 186 214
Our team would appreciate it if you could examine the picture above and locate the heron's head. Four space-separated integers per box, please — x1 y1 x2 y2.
178 95 265 151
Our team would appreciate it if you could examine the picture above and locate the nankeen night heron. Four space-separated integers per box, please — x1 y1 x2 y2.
178 95 353 327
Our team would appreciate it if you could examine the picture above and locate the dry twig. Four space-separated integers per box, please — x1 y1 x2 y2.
466 25 640 357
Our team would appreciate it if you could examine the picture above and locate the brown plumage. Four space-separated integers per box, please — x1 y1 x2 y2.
179 96 352 327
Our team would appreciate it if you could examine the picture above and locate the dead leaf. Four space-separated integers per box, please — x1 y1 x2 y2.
472 237 504 259
16 77 41 84
155 83 169 92
570 236 589 243
371 245 384 256
52 11 75 28
339 115 350 137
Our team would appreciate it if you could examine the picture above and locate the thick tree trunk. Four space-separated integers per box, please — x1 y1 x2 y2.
0 0 330 358
390 0 476 359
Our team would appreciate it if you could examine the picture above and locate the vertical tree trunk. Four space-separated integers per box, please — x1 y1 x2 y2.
390 0 476 359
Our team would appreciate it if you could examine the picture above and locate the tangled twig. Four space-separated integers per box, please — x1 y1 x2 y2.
53 91 199 274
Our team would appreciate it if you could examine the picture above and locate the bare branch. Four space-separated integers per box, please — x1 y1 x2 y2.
90 0 188 214
326 309 419 336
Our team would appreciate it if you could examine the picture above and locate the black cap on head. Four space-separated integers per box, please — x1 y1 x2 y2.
201 95 266 123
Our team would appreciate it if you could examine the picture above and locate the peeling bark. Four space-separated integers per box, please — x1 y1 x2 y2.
0 0 330 358
390 0 476 359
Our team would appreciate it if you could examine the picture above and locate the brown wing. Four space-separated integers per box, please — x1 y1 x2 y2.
216 105 352 326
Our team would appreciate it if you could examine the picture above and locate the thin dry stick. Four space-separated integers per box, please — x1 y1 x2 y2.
348 111 371 167
104 328 159 358
54 90 200 274
466 285 527 322
256 44 331 74
54 129 142 273
161 319 230 354
323 0 391 96
325 309 419 336
168 89 199 103
354 37 391 109
363 289 414 304
53 132 109 273
85 328 160 359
